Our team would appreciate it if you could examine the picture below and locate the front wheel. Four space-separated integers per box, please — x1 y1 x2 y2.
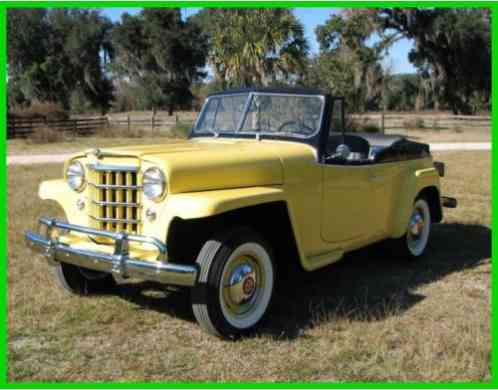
53 262 116 295
192 228 275 339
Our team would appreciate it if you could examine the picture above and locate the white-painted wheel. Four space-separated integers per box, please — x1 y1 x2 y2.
387 196 432 259
406 198 431 257
219 242 274 329
191 228 275 338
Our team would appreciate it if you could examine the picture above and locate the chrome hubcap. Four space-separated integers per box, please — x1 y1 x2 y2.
406 201 430 256
222 256 263 317
409 210 425 238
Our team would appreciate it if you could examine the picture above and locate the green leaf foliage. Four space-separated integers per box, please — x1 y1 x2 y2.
110 9 208 114
7 9 114 113
378 8 491 114
192 9 309 88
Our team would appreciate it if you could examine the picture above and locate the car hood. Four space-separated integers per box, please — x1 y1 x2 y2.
81 138 285 194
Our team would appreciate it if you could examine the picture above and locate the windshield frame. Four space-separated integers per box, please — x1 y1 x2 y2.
191 91 326 140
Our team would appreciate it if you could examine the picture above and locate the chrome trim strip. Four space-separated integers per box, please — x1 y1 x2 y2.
25 218 198 287
87 164 139 172
89 215 141 224
85 150 139 159
91 200 141 208
88 183 142 190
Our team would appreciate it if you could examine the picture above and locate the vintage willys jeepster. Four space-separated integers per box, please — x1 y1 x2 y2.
26 88 457 338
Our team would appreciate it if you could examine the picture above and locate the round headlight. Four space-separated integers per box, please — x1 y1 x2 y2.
66 161 85 191
143 167 166 201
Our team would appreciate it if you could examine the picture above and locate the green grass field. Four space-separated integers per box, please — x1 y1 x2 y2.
7 151 490 382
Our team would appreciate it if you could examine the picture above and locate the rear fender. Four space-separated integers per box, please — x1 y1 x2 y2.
390 167 440 238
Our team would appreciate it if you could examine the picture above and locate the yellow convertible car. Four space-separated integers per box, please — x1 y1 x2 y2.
26 88 457 338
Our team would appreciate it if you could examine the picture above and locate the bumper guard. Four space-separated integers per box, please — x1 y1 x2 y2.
25 217 198 287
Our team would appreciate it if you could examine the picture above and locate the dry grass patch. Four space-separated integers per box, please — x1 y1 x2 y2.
8 151 490 382
385 127 490 143
8 133 186 156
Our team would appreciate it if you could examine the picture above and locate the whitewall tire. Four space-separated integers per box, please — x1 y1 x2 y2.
406 198 432 257
390 197 432 259
191 228 275 339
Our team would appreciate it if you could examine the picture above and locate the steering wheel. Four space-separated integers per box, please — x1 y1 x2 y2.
277 120 314 135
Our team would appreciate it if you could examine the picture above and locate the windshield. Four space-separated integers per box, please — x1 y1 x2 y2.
193 92 324 138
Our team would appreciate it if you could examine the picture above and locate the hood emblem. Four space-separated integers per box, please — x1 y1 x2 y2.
89 148 103 159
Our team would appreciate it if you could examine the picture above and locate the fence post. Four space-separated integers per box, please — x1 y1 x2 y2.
127 115 131 134
10 118 16 138
380 113 385 134
152 113 155 133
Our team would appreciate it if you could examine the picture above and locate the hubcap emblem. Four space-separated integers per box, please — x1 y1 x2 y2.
243 276 255 295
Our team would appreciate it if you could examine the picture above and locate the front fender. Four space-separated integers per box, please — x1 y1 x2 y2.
160 186 287 220
142 185 291 251
149 185 309 270
38 179 87 225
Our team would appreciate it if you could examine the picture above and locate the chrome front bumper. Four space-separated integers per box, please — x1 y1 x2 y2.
25 218 198 287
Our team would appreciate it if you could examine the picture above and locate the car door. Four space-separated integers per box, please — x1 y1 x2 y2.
367 162 401 236
320 164 378 245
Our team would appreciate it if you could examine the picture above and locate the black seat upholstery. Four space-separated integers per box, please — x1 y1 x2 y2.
372 138 430 163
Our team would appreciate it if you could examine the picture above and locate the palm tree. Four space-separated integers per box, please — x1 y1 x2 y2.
195 9 309 87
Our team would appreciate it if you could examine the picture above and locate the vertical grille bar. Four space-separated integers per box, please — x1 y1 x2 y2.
126 172 133 233
116 172 124 231
105 171 113 231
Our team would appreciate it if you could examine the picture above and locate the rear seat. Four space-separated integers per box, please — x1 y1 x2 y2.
358 133 430 163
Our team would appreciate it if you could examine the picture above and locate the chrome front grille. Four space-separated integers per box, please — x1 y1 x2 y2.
87 164 141 234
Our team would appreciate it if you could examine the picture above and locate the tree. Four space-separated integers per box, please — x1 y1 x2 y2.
192 9 309 88
111 9 208 115
313 11 395 112
7 9 49 76
382 73 423 111
377 9 491 114
7 9 114 113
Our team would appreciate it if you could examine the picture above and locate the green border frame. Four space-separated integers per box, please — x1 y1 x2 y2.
1 1 495 388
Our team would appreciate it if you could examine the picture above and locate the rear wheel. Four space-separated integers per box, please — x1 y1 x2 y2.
192 228 275 339
53 262 116 295
391 197 432 259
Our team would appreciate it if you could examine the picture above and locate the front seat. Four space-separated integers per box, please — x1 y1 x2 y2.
327 134 370 158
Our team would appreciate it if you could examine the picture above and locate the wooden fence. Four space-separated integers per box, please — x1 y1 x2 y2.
7 112 490 139
106 115 181 133
7 116 108 139
350 113 491 133
7 113 193 139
